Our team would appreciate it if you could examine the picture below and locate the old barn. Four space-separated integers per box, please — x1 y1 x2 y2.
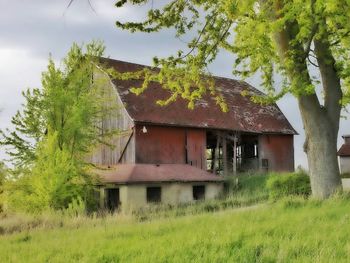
90 58 296 211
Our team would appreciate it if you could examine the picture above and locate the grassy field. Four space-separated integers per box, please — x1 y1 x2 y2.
1 175 350 262
1 197 350 262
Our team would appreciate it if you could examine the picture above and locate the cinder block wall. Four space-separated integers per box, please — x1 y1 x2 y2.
115 182 223 212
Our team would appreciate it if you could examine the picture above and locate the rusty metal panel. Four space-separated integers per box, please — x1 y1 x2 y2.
259 135 294 172
101 57 297 135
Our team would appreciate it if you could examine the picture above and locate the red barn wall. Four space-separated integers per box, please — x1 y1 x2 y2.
186 129 207 170
135 125 206 170
259 134 294 172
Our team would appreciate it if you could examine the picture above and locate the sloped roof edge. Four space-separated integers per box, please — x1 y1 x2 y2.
92 164 224 184
100 57 297 135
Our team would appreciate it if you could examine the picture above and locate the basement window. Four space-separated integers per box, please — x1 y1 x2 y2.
146 187 161 203
193 185 205 201
105 188 120 212
262 159 269 170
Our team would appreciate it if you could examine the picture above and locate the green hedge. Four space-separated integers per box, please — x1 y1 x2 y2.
266 172 311 199
341 173 350 179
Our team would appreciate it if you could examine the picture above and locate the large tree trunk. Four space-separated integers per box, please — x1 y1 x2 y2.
299 95 342 198
304 33 344 198
273 4 343 198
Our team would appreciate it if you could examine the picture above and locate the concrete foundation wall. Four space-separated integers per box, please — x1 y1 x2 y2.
103 182 223 212
205 183 223 199
340 157 350 174
342 179 350 190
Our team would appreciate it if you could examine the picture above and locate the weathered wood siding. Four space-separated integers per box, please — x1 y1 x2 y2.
135 125 206 169
259 134 294 172
87 68 135 165
186 129 207 170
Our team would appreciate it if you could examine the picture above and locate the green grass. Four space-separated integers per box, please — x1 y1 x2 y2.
0 174 269 235
1 197 350 262
2 174 350 262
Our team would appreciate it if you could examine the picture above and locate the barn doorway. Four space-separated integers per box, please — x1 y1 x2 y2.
106 188 120 211
206 131 260 175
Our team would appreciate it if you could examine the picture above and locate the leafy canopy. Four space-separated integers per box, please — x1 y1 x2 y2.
1 41 117 212
1 41 116 168
114 0 350 106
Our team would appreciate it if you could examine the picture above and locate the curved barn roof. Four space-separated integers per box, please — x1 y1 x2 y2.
101 58 297 135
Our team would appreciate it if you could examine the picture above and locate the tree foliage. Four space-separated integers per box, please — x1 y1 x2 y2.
1 42 116 167
1 41 116 212
0 162 7 213
114 0 350 198
114 0 349 102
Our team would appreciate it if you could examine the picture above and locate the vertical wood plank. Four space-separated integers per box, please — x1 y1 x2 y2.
223 134 228 177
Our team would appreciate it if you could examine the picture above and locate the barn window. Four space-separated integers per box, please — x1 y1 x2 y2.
147 187 161 203
193 185 205 200
105 188 120 211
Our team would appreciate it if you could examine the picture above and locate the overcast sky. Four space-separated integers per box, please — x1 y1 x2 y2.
1 0 349 168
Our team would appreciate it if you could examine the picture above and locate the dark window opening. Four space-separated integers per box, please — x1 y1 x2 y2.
147 187 161 203
106 188 120 211
262 159 269 170
193 185 205 200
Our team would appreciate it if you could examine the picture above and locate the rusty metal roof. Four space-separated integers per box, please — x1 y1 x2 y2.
101 58 297 135
338 144 350 157
93 164 224 184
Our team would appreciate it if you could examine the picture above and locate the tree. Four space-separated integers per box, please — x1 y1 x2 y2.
0 41 117 211
0 161 6 212
114 0 350 198
1 41 116 167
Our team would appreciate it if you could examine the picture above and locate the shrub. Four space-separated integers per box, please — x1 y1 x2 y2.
266 172 311 199
5 134 99 214
341 173 350 179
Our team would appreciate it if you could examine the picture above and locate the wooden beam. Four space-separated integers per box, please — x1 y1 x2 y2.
223 135 228 177
213 133 221 175
118 129 134 163
233 134 238 176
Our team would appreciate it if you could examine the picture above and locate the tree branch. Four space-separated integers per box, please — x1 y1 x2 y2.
303 24 318 61
314 33 342 131
330 30 350 46
307 56 319 68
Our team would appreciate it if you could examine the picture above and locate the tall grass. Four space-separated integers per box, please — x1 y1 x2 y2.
0 173 270 234
1 196 350 262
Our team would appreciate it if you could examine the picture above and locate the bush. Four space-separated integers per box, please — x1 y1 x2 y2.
4 134 100 214
341 173 350 179
266 172 311 199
